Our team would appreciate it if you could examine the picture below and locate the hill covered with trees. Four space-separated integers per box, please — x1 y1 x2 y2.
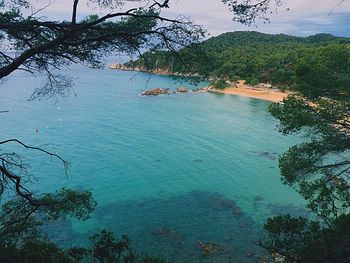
125 31 350 88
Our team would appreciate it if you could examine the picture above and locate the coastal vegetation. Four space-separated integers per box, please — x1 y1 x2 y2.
125 31 350 88
210 79 230 89
263 44 350 262
1 0 349 262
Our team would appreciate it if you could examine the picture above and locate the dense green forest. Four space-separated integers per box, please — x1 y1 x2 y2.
125 31 350 87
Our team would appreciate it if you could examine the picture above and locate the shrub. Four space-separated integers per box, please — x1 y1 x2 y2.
211 79 229 89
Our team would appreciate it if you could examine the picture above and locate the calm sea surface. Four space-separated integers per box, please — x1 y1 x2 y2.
0 67 306 262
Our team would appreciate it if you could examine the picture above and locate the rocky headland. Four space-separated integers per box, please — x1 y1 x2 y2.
111 63 289 102
141 86 209 96
110 63 200 78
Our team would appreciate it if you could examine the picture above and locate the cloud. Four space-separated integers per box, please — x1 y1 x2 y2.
248 11 350 37
162 0 350 37
286 12 350 37
38 0 350 37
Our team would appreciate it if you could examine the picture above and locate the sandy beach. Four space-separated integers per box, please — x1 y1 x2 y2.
211 82 289 102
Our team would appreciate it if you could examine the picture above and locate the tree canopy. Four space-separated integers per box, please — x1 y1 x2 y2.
264 43 350 263
222 0 284 25
0 0 204 99
126 31 350 86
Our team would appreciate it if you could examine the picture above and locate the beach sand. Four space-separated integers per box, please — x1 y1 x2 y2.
212 82 289 102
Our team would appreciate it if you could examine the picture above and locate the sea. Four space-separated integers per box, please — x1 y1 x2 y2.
0 65 307 262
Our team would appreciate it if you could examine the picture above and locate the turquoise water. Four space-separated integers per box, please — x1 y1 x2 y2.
0 67 306 262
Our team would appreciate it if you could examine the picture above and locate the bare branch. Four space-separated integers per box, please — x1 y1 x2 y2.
329 0 346 15
0 139 69 173
149 0 170 9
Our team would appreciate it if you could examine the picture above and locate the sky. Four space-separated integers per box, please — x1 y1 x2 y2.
42 0 350 37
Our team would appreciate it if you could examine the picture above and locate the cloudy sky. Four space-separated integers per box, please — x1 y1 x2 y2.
43 0 350 37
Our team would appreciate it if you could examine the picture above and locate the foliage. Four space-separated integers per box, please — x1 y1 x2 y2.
270 45 350 220
127 31 350 86
222 0 284 25
211 79 229 89
249 78 260 86
0 239 88 263
264 43 350 262
90 230 134 262
0 186 97 262
0 188 96 246
0 228 170 263
0 0 204 100
263 214 350 263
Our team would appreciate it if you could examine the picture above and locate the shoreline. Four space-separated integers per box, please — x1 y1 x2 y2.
211 85 289 102
110 66 289 102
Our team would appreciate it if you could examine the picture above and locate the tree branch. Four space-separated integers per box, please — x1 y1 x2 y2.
0 139 69 173
0 9 189 79
72 0 80 24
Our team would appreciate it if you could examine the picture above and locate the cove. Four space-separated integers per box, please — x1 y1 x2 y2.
0 67 306 261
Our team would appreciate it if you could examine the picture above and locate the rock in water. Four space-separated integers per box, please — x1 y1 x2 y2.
209 194 243 217
141 88 170 96
176 87 188 93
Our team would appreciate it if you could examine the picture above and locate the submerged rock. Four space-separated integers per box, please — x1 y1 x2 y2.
250 151 278 160
198 241 219 256
209 194 243 217
151 227 185 247
254 195 264 202
141 88 171 96
93 191 264 261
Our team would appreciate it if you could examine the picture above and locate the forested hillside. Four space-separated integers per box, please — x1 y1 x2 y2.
125 31 350 87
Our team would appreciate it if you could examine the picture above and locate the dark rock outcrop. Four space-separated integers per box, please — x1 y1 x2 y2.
141 88 171 96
